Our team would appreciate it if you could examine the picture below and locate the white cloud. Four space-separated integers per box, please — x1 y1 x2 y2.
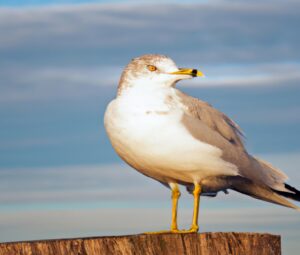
0 163 168 206
0 1 299 103
0 1 299 61
186 63 300 88
1 62 300 103
1 152 299 208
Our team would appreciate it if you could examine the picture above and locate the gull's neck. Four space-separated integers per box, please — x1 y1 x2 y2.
116 80 177 114
117 78 174 98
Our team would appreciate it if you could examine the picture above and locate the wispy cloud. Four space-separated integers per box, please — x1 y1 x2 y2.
1 62 300 103
0 2 299 104
1 152 299 208
0 164 167 207
186 62 300 87
1 1 300 64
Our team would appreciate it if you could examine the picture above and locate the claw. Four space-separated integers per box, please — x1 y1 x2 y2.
171 229 198 234
144 227 198 235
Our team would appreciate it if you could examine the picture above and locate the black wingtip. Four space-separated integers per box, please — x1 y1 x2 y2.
285 183 300 194
273 183 300 202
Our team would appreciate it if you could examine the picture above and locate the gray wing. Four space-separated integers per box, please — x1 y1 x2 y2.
176 90 245 148
176 89 292 195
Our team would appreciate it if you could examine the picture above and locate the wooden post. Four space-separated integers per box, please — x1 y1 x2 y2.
0 232 281 255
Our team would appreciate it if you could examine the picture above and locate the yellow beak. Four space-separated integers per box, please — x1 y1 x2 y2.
170 68 205 77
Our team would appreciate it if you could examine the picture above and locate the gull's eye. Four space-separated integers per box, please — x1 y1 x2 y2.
147 65 157 72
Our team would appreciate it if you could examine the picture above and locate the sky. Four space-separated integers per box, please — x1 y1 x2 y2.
0 0 299 254
0 0 206 7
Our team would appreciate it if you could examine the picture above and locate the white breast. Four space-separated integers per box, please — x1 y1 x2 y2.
104 87 238 184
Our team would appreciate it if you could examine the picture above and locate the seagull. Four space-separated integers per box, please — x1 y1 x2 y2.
104 54 300 233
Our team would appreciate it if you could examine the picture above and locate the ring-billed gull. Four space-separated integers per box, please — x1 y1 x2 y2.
104 54 300 233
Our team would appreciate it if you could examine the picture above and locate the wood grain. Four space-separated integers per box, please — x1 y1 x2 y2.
0 232 281 255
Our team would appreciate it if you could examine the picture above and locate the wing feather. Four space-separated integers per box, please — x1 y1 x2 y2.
176 90 245 148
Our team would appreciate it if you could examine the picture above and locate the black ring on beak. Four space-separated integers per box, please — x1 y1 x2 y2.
191 69 198 77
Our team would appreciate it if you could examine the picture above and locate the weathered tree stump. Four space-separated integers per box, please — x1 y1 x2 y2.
0 232 281 255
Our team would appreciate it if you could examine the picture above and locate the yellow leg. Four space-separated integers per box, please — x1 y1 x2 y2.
190 183 201 232
144 183 181 234
144 183 201 234
170 184 180 231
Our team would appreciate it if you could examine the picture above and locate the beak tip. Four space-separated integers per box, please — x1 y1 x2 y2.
197 71 205 78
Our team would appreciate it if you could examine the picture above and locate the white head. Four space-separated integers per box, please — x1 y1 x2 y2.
117 54 204 95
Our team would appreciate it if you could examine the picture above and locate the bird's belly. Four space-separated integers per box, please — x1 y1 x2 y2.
104 100 238 184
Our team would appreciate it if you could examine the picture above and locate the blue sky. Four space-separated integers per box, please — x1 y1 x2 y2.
0 0 299 254
0 0 130 6
0 0 205 7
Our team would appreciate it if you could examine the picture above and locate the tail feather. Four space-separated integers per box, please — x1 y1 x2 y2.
230 176 300 210
250 157 300 204
252 156 289 192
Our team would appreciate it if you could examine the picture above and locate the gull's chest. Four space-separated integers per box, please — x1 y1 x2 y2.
105 89 182 142
104 88 199 179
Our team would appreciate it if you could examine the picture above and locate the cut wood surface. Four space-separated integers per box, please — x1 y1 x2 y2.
0 232 281 255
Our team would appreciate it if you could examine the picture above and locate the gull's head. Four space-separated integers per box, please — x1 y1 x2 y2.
118 54 204 94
